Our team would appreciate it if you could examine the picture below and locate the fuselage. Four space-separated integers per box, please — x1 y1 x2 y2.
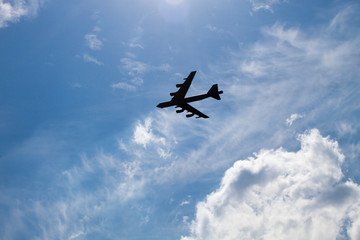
157 93 209 108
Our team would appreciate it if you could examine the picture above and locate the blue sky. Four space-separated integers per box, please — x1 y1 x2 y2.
1 0 360 239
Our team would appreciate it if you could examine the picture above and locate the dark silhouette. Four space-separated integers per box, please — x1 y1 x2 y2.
157 71 223 118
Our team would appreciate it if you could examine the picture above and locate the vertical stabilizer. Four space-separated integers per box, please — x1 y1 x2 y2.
207 84 223 100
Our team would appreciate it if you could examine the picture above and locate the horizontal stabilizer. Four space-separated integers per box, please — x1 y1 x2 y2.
207 84 223 100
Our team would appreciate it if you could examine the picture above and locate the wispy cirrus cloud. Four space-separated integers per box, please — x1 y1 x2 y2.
121 57 148 75
0 0 45 28
249 0 283 13
112 82 136 91
133 118 166 148
113 56 171 90
286 113 304 126
2 148 147 239
142 4 360 186
112 57 147 90
82 12 104 67
181 129 360 240
129 26 144 49
119 116 176 161
83 53 103 66
85 33 103 50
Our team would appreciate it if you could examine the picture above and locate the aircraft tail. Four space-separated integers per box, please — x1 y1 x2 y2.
207 84 223 100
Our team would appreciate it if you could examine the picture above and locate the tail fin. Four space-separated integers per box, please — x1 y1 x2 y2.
207 84 223 100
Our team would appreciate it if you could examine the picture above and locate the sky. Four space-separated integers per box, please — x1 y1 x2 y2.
1 0 360 239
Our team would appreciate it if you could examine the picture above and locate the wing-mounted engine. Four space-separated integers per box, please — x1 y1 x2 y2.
170 92 177 96
186 113 195 118
176 109 184 113
176 83 183 88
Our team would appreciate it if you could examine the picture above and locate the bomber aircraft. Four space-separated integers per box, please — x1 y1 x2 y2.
157 71 223 118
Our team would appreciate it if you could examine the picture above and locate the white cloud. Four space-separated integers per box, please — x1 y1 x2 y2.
181 129 360 240
206 24 217 32
180 200 190 206
39 153 146 239
116 114 177 161
157 63 172 72
116 56 171 90
328 5 356 33
129 26 144 49
0 0 45 28
249 0 282 13
121 57 148 75
92 26 101 32
133 118 165 148
286 113 304 126
83 53 103 65
71 83 82 88
1 128 150 239
254 19 360 74
85 33 103 50
337 122 357 137
112 82 136 90
240 60 267 77
129 40 144 49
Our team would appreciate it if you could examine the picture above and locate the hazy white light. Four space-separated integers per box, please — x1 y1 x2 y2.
160 0 188 23
166 0 183 5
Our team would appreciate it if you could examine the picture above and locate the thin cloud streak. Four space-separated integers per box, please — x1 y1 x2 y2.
114 57 171 91
249 0 283 13
286 113 304 126
83 53 104 65
112 82 136 91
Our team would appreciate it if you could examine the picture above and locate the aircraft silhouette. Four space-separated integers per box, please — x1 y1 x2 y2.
157 71 223 118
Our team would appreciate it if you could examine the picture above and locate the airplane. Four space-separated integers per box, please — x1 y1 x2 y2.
157 71 223 118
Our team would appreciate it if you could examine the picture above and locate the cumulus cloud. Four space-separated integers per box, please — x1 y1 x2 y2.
181 129 360 240
0 0 45 28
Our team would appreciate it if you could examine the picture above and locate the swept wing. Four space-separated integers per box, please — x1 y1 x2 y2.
178 103 209 119
170 71 196 100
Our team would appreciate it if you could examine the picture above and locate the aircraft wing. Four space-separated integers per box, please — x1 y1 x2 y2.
178 103 209 118
171 71 196 100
